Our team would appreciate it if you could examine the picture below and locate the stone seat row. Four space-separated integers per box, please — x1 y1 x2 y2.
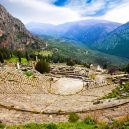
84 81 108 89
0 81 48 94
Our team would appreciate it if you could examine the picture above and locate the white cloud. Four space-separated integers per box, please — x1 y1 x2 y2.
101 3 129 23
67 0 105 16
1 0 129 24
3 0 84 24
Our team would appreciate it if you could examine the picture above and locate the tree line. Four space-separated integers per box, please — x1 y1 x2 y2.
1 47 129 74
0 47 30 63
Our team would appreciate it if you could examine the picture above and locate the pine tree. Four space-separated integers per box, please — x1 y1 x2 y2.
25 51 29 62
18 55 21 63
0 52 4 63
125 64 129 73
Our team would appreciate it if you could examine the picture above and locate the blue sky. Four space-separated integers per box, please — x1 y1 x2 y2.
0 0 129 24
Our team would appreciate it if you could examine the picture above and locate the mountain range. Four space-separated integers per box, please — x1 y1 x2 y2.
26 20 121 47
26 20 129 59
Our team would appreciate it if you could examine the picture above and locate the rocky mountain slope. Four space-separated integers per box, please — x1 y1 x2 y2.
0 4 45 50
26 20 121 47
95 22 129 58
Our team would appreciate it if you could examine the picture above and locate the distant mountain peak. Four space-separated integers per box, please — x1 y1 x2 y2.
26 19 121 47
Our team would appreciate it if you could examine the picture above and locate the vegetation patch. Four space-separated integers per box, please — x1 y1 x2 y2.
35 50 53 57
66 59 75 66
0 34 7 41
45 38 129 66
46 123 58 129
84 116 95 125
16 32 28 39
68 112 79 123
2 119 129 129
35 60 50 74
24 71 33 77
0 123 6 129
7 57 27 64
103 82 129 99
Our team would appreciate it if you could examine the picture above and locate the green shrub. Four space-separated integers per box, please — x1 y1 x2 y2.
25 71 33 77
68 112 79 123
84 116 95 125
0 123 6 129
110 120 123 129
46 123 57 129
83 63 90 68
110 120 129 129
66 59 75 66
35 60 50 74
24 123 41 129
122 121 129 128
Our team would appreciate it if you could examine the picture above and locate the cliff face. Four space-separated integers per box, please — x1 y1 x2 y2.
0 4 44 50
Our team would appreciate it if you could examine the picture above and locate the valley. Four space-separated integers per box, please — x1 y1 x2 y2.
27 20 129 59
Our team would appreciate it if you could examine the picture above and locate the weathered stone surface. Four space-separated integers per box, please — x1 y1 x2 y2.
0 66 128 125
0 101 129 125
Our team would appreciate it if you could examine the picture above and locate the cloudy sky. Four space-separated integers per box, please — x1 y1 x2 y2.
0 0 129 24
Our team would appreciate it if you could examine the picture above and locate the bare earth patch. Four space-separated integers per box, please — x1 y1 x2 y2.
51 77 83 95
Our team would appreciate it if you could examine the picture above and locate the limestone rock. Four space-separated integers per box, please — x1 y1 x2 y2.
0 4 45 50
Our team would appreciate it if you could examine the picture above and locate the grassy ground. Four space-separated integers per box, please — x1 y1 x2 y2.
5 122 94 129
24 71 33 77
1 120 129 129
103 82 129 99
7 57 28 64
0 116 129 129
35 50 53 56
